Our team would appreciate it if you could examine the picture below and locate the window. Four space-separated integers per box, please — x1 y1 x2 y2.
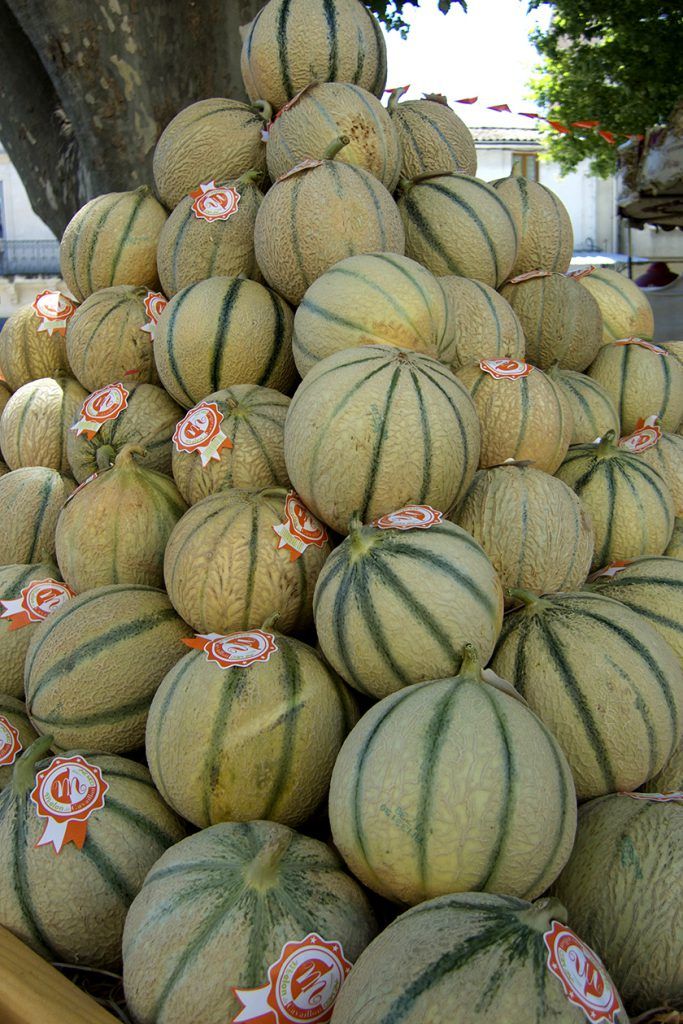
511 153 539 181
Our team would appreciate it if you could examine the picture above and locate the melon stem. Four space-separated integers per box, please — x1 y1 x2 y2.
261 612 281 631
596 430 618 455
96 445 116 472
459 643 481 677
507 588 551 613
245 830 293 889
386 86 409 112
251 100 273 123
114 444 146 468
323 135 351 161
349 514 377 561
239 169 263 186
12 735 54 797
519 896 567 932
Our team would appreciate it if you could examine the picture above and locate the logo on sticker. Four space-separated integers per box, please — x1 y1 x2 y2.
374 505 443 530
183 630 278 669
620 791 683 802
173 402 233 466
189 181 241 222
479 358 532 380
0 716 22 767
1 579 74 631
140 291 168 339
233 933 352 1023
273 493 328 561
72 383 129 439
614 338 668 355
31 290 78 336
30 754 108 854
618 415 662 453
544 921 622 1023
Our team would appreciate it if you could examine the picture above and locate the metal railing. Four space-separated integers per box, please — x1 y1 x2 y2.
0 239 61 275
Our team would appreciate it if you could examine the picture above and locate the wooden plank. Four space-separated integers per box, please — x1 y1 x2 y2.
0 926 120 1024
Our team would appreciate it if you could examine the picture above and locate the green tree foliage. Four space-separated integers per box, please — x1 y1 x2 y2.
528 1 683 177
364 0 466 37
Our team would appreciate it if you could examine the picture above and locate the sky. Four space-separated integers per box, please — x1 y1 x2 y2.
382 0 554 129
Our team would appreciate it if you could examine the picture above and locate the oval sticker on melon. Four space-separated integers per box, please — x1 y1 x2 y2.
30 754 108 854
618 416 661 453
544 921 623 1022
190 181 241 222
31 290 78 336
72 383 129 440
0 716 22 767
183 630 278 669
173 402 234 466
374 505 443 530
140 291 168 340
273 492 328 561
1 579 75 630
480 358 532 380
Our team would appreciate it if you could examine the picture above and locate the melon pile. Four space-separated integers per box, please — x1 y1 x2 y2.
0 1 681 1021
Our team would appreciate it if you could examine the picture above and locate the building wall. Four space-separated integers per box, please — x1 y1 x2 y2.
0 147 56 241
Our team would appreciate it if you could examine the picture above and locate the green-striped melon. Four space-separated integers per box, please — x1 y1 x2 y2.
240 0 387 110
123 820 377 1024
632 429 683 515
25 585 189 754
585 556 683 665
164 486 330 636
492 590 683 798
547 366 621 445
156 171 263 297
556 433 674 570
147 629 356 827
438 276 526 371
284 345 481 535
456 360 572 472
0 469 75 566
397 173 518 287
643 738 682 793
331 892 627 1024
0 738 184 969
60 187 167 302
153 276 297 408
329 645 576 905
0 695 38 792
491 176 574 275
0 301 71 391
55 445 187 592
577 266 655 345
500 272 603 372
267 82 401 190
386 89 477 179
0 376 87 475
0 379 12 415
255 138 405 306
66 382 182 483
292 253 453 377
0 560 66 698
314 517 503 699
171 384 290 505
667 517 683 558
553 793 682 1016
587 338 683 434
454 464 594 598
66 285 160 392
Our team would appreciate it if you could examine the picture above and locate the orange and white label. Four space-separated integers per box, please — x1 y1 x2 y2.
31 290 78 336
277 159 323 183
544 921 622 1023
232 933 352 1024
618 415 662 453
480 358 532 380
566 266 596 280
183 630 278 669
620 791 683 802
374 505 443 530
72 383 129 440
1 579 74 631
30 754 108 854
273 493 328 562
508 270 553 284
189 181 241 222
614 338 668 355
173 402 233 466
0 716 22 767
140 291 168 340
588 561 632 581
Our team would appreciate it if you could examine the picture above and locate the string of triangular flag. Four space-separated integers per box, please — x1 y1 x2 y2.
451 97 643 144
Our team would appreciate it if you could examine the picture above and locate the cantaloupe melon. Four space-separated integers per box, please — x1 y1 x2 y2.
0 695 38 791
267 82 401 190
556 433 674 569
491 176 574 275
629 427 683 514
123 820 377 1024
284 345 481 534
156 171 264 296
0 738 184 969
153 276 297 408
314 516 503 699
171 384 290 505
164 486 330 636
329 645 576 906
500 272 603 371
553 793 682 1016
240 0 387 110
453 464 594 598
667 517 683 558
66 285 160 392
0 469 75 566
0 377 87 476
456 360 572 472
55 445 187 592
587 338 683 434
643 738 682 793
331 892 627 1024
547 366 621 445
438 276 526 370
387 89 477 179
0 298 72 391
292 253 453 376
255 137 405 306
66 381 182 482
577 266 655 345
492 590 683 798
0 560 67 699
60 187 167 301
25 585 189 754
147 629 356 828
398 173 518 287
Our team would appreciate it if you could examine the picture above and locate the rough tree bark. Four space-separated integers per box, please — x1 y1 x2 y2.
2 0 264 237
